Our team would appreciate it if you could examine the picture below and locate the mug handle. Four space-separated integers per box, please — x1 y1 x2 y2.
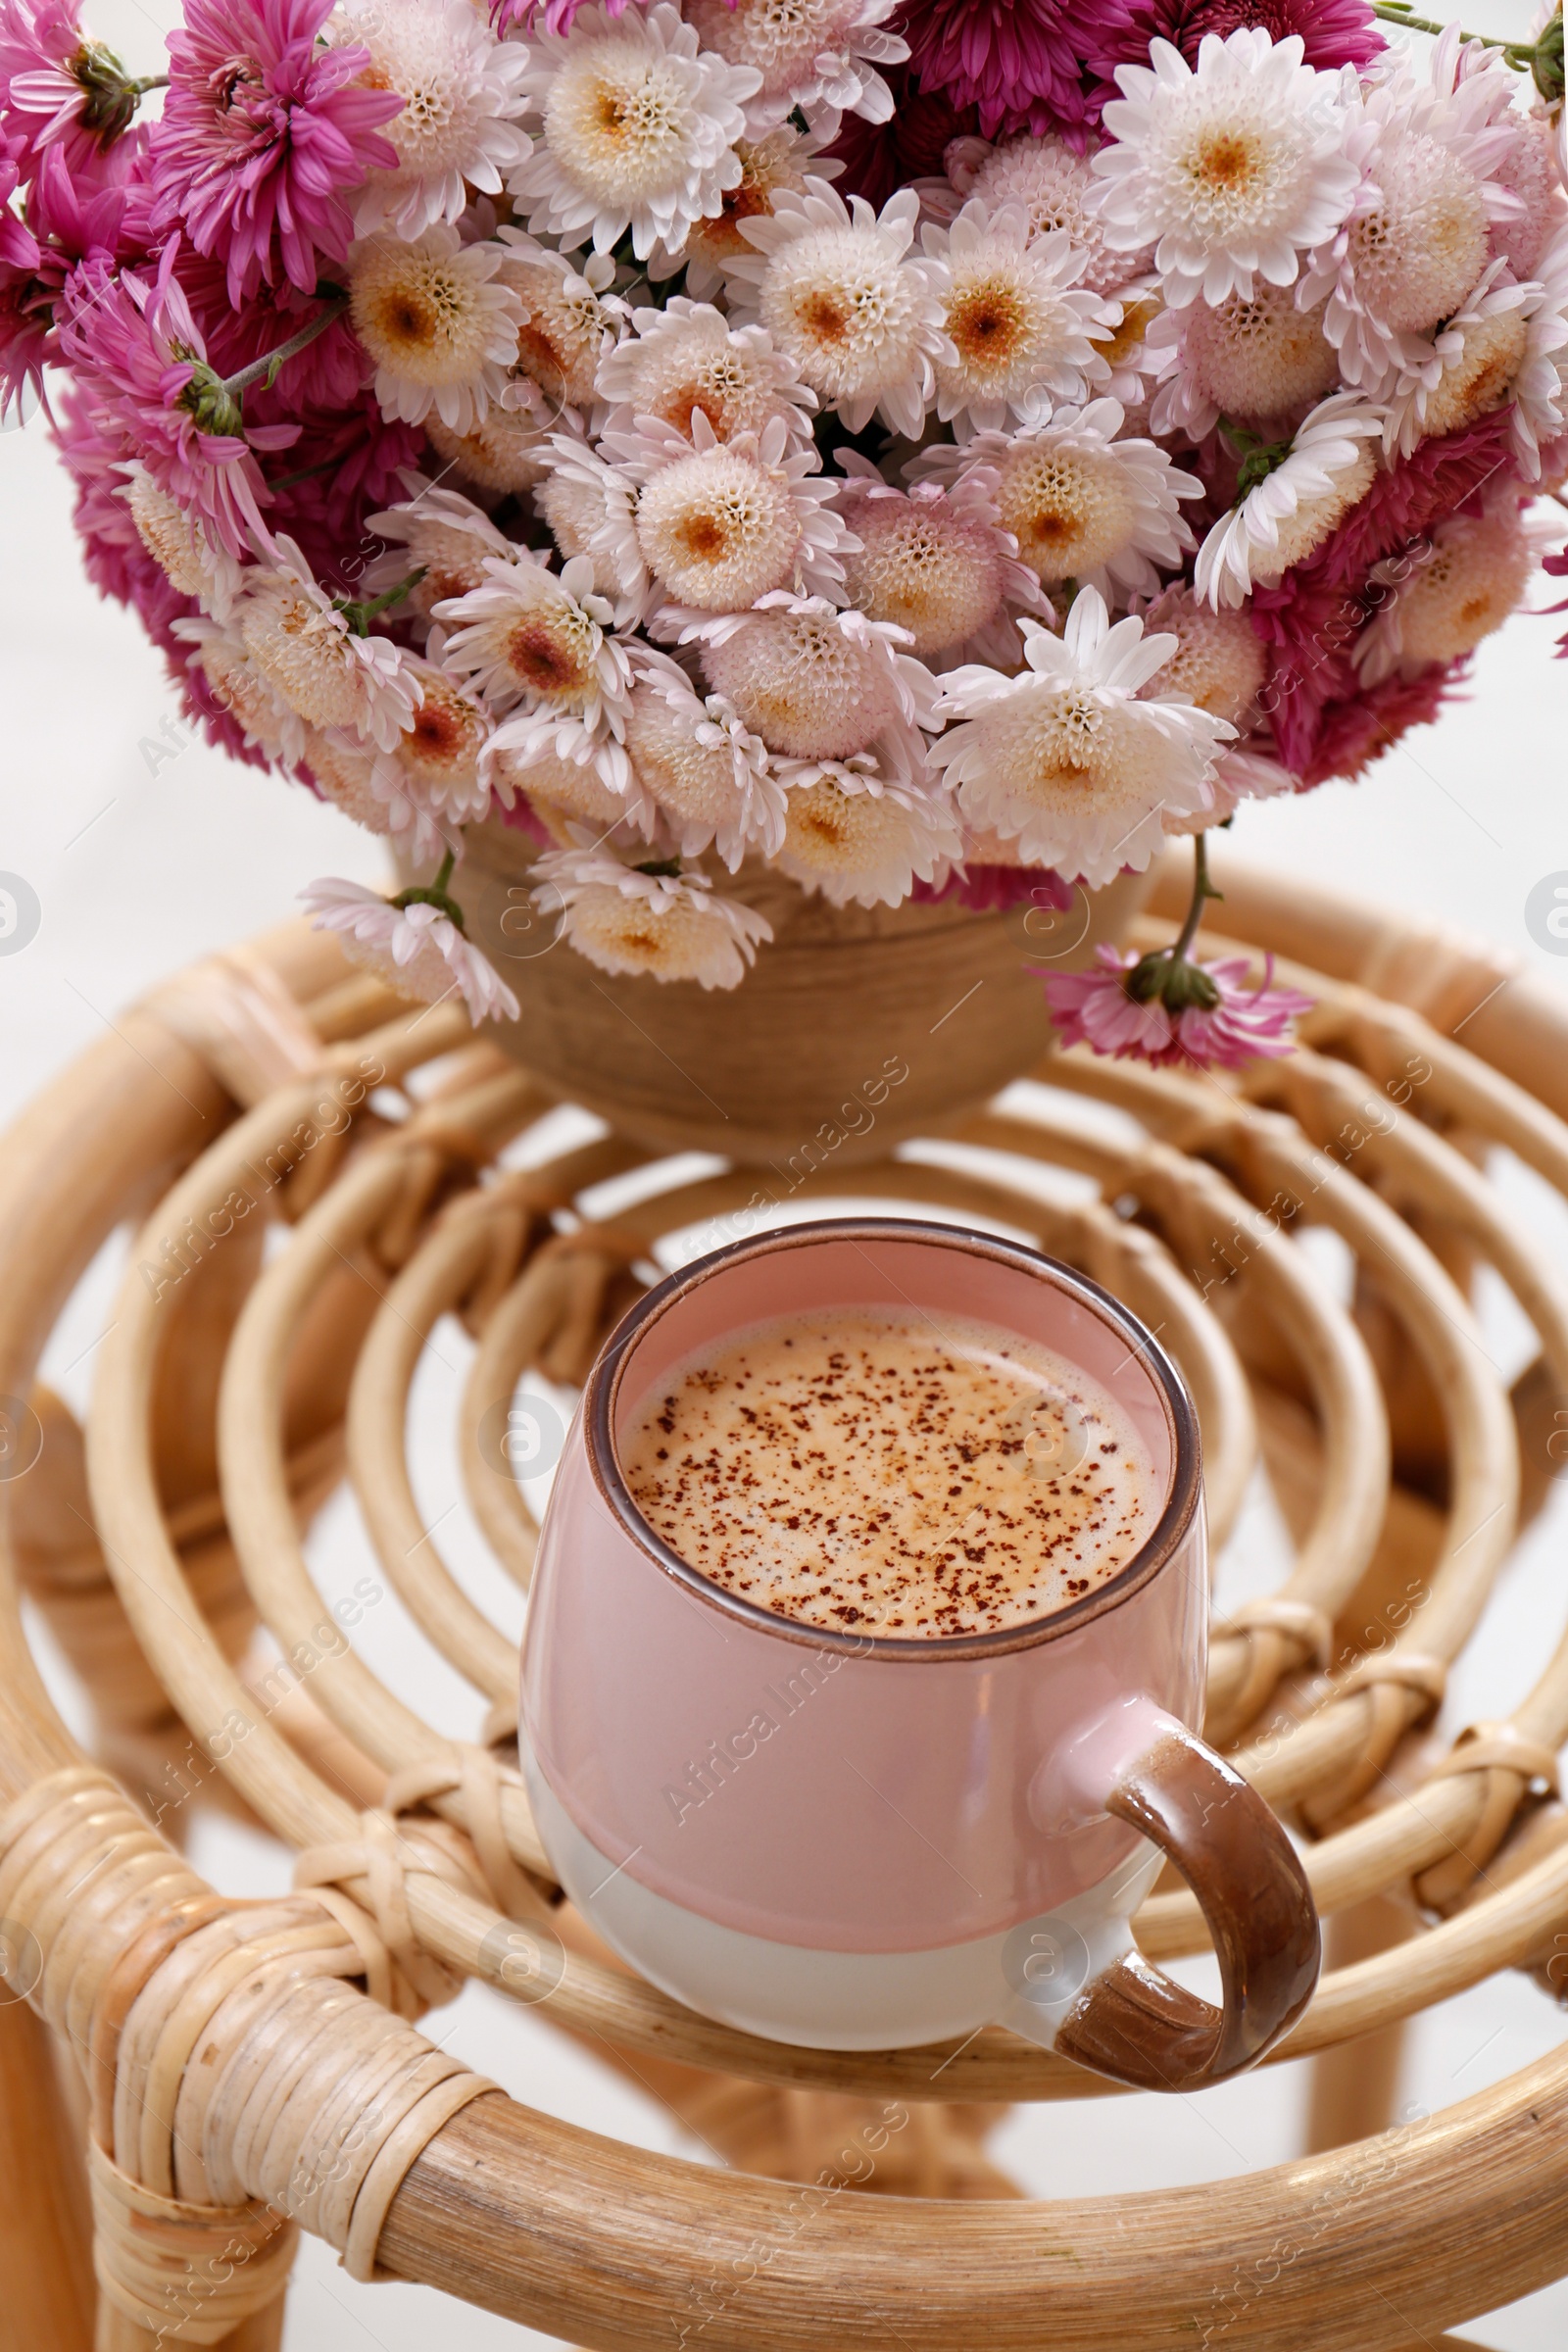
1053 1724 1320 2093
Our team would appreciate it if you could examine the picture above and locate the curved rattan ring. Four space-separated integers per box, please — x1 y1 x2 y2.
2 852 1568 2348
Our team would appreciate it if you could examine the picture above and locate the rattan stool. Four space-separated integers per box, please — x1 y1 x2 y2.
2 847 1566 2350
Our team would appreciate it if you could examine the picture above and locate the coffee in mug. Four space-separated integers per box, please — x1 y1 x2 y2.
520 1219 1318 2085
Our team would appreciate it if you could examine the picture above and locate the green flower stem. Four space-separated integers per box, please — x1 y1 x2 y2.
392 847 466 932
1371 2 1546 73
219 295 350 405
1172 830 1221 964
333 568 426 637
1125 833 1223 1011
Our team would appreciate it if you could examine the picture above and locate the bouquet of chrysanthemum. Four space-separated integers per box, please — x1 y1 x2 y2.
2 0 1564 1064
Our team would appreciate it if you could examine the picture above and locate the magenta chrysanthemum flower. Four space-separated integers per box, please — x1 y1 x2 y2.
1085 0 1382 118
912 862 1073 914
823 69 977 210
894 0 1118 141
176 248 369 412
2 122 46 414
149 0 403 304
1248 409 1519 774
1042 943 1313 1070
1296 658 1468 790
58 239 298 560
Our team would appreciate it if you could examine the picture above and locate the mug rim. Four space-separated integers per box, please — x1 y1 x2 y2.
586 1216 1201 1661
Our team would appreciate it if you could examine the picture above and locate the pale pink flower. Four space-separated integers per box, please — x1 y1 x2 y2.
1042 943 1312 1069
301 877 519 1021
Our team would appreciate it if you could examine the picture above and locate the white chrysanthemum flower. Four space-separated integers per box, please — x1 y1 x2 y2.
333 0 531 238
591 408 856 617
912 399 1200 603
493 231 621 415
364 480 519 622
773 758 961 907
837 466 1047 662
1356 502 1554 682
424 405 556 497
596 297 815 443
536 846 772 988
1387 242 1568 473
438 551 639 795
532 448 630 610
302 878 519 1022
1164 741 1296 833
120 465 245 616
302 643 493 855
918 201 1114 434
1089 30 1358 310
728 182 946 438
688 592 940 763
657 123 839 297
1089 285 1165 408
176 614 304 762
1296 28 1525 392
491 737 657 841
684 0 906 135
956 135 1149 298
624 670 787 865
350 226 522 432
378 647 494 823
436 549 621 712
235 538 421 752
1147 282 1339 438
928 590 1232 884
299 723 430 858
1195 394 1384 608
1137 583 1266 726
508 2 760 262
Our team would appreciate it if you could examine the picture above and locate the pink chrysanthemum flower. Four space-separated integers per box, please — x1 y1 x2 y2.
1042 942 1312 1069
0 122 37 271
58 241 298 561
1085 0 1382 117
149 0 403 304
896 0 1113 141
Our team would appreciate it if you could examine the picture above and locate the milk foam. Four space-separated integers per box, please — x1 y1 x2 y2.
621 1306 1162 1639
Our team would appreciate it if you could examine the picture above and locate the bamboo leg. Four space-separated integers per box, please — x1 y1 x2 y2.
1304 1893 1414 2153
0 1998 94 2349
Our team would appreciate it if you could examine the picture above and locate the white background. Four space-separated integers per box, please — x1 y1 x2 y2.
4 4 1568 2341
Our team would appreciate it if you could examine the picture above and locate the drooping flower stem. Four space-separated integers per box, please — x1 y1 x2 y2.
392 845 468 932
1125 833 1224 1011
219 294 351 403
1372 2 1564 98
178 294 351 438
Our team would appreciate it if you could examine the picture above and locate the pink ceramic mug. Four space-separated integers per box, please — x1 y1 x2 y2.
519 1218 1319 2089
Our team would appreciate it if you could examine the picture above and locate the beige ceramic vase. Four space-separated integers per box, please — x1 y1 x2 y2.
453 815 1156 1165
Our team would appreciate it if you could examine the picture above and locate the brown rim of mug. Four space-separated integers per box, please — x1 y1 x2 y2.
584 1216 1203 1662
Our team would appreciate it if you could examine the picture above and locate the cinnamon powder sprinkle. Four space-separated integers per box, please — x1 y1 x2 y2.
621 1308 1160 1639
